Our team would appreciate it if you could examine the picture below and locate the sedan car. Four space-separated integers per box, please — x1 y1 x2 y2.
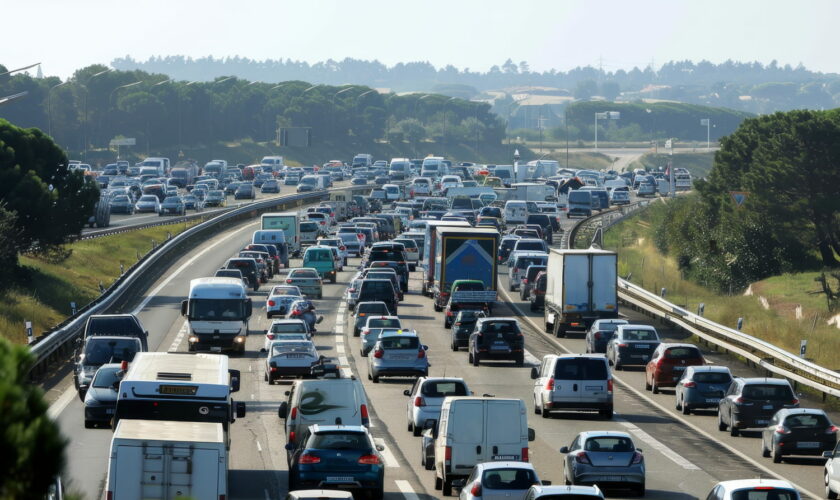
108 194 135 214
235 183 256 200
761 408 837 463
367 330 429 383
204 189 226 207
261 179 281 193
674 365 733 414
159 196 186 216
606 324 660 370
182 194 203 210
585 319 629 354
644 343 705 394
404 377 470 436
286 268 323 299
265 340 321 383
560 431 645 495
262 319 311 352
718 378 799 437
134 195 161 213
267 285 304 318
287 425 384 497
457 462 544 500
83 363 123 428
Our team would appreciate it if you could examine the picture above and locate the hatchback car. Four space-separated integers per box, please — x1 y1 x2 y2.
265 340 320 383
286 268 323 299
404 377 470 436
559 431 645 495
644 343 705 393
204 189 226 207
674 365 733 414
83 363 123 428
585 319 629 354
109 194 134 214
235 182 256 199
457 462 544 500
825 442 840 499
261 319 310 352
705 479 800 500
469 318 525 366
261 179 281 193
451 309 485 351
360 316 403 356
367 330 429 383
718 378 800 437
352 302 391 336
286 425 384 498
760 408 837 463
606 325 660 369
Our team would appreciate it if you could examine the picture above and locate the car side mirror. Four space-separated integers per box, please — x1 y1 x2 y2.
403 389 411 396
559 446 569 453
375 444 385 452
180 300 188 316
635 448 642 453
75 338 82 347
528 428 536 442
422 345 429 351
235 402 246 418
823 451 834 459
278 402 288 419
316 316 324 324
263 329 268 335
229 369 241 392
285 443 295 451
530 367 539 379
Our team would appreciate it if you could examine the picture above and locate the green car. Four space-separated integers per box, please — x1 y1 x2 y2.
302 246 338 283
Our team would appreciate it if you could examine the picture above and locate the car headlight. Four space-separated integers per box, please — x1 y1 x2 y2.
234 336 246 343
189 335 199 343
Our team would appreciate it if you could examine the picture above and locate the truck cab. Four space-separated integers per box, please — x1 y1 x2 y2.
181 278 253 353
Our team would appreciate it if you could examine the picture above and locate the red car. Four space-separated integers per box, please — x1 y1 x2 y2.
645 343 705 394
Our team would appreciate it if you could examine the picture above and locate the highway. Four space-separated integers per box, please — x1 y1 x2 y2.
46 199 835 500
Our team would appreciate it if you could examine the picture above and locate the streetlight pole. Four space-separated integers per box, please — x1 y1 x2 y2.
48 81 69 137
473 101 480 157
594 111 619 151
0 62 40 77
412 94 431 157
332 87 353 139
701 118 711 150
506 97 526 163
106 81 142 153
442 97 455 157
82 68 113 158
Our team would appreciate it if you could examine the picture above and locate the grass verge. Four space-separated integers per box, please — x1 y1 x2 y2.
1 221 198 344
603 202 840 370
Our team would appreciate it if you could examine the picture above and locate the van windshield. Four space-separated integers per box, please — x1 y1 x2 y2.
189 299 245 321
569 191 591 203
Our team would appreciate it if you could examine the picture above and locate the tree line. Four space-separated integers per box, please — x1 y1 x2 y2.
652 109 840 291
0 63 506 159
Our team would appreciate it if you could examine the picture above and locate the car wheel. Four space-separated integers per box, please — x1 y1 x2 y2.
761 440 771 458
651 379 659 394
370 486 384 500
682 398 691 415
515 355 524 366
413 424 422 437
451 342 458 352
472 353 480 367
772 446 783 463
354 328 360 337
509 282 515 292
635 482 646 497
434 476 442 490
264 373 268 382
600 406 613 419
317 293 323 299
529 301 537 312
644 377 651 391
534 396 541 415
827 472 838 499
84 420 95 429
442 477 453 496
372 373 380 383
433 302 442 312
718 410 728 431
729 412 740 437
444 319 450 329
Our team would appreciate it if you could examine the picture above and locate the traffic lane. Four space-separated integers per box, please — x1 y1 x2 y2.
346 271 722 499
498 271 826 498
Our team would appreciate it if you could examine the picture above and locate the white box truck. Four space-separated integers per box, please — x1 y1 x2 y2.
261 212 300 256
105 420 227 500
543 248 618 337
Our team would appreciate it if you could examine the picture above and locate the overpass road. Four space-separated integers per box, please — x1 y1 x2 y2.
45 199 834 500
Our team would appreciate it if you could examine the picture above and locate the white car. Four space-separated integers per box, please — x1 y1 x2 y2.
336 232 363 257
266 285 303 318
264 339 320 384
405 377 470 436
134 195 161 213
261 319 310 352
456 461 544 500
706 479 800 499
411 177 433 196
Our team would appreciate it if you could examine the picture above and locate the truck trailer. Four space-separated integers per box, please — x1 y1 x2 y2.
431 227 499 310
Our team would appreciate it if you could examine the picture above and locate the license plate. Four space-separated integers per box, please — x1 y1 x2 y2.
798 442 820 448
585 386 602 391
326 476 354 482
602 476 623 482
284 354 305 358
706 398 719 403
636 344 649 349
210 346 222 352
492 455 518 460
755 419 768 425
392 355 411 360
763 404 774 410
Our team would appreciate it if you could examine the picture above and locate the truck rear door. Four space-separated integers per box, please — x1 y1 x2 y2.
591 254 617 313
563 254 590 311
450 400 484 474
485 401 524 461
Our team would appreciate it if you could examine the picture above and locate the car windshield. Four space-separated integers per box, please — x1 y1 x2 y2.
292 270 319 279
481 321 519 335
664 347 701 359
516 257 547 268
480 468 538 490
358 304 388 314
595 322 624 332
621 329 658 341
91 367 122 388
516 242 545 251
309 432 369 450
300 222 318 231
584 436 635 452
693 372 732 384
742 384 794 400
189 299 245 321
421 381 468 397
271 323 306 333
83 339 139 365
272 287 300 296
380 336 419 349
730 489 798 500
454 282 484 291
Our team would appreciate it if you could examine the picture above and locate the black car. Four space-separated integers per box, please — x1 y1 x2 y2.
451 309 484 351
160 196 186 216
718 378 799 437
498 237 520 264
469 318 525 366
525 214 554 243
367 260 408 292
83 363 123 428
357 279 398 316
519 264 547 301
235 183 256 200
761 408 837 463
84 314 149 351
353 301 391 337
225 181 241 196
225 257 260 291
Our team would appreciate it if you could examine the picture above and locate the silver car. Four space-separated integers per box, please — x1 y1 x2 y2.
360 316 403 356
674 365 733 414
367 330 429 383
264 340 321 383
404 377 470 436
261 319 310 352
560 431 645 496
456 461 544 500
285 268 323 299
266 285 303 318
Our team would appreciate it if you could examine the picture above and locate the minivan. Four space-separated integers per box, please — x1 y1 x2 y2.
567 190 594 218
302 246 338 283
531 354 613 419
299 221 321 246
432 397 535 496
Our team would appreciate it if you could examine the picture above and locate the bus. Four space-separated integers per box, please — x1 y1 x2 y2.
113 352 245 447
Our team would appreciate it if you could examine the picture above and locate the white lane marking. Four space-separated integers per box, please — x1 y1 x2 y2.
336 344 345 354
524 349 540 366
335 325 344 334
395 480 420 500
617 418 700 470
338 355 349 366
499 286 823 499
47 386 77 421
335 337 344 344
256 440 262 453
168 321 188 352
131 221 257 315
341 367 353 378
374 438 399 468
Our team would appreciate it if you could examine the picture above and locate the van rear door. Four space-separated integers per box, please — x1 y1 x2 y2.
449 400 484 474
485 401 524 461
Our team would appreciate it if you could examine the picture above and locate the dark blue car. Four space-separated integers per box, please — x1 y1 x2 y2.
287 425 385 499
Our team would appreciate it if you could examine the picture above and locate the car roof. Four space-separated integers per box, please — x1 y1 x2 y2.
658 343 700 349
686 365 730 373
380 329 417 338
475 461 536 471
270 319 306 325
287 490 354 499
529 485 603 497
477 317 518 323
616 324 657 331
578 430 633 440
740 377 793 385
715 479 797 491
310 424 368 434
552 353 609 361
776 408 827 416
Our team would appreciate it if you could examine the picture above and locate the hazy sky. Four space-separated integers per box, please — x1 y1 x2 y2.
6 0 839 79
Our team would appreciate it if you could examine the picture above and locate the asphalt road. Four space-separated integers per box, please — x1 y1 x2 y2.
46 198 834 500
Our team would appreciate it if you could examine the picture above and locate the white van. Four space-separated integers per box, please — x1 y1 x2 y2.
261 156 284 171
411 177 433 196
180 278 253 353
382 184 401 201
278 377 370 450
421 157 445 179
432 397 535 495
504 200 529 225
139 157 170 176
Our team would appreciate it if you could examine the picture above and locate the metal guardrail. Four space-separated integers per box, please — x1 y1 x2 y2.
27 184 369 378
78 207 236 240
568 201 840 401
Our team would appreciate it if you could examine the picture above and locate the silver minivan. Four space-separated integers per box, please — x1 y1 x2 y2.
531 354 613 419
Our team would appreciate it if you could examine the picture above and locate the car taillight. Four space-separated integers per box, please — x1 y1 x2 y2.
349 288 356 293
656 358 665 368
286 279 292 283
574 451 590 464
414 397 425 407
774 425 791 435
267 334 275 340
734 397 745 404
268 300 276 306
107 492 113 500
298 453 321 464
683 381 696 388
454 322 461 326
594 332 602 340
470 482 482 497
631 451 644 464
446 310 453 317
374 349 384 358
523 279 528 284
445 446 452 461
340 246 346 251
521 447 529 462
289 431 296 443
418 349 426 359
291 310 301 316
290 407 298 420
513 267 519 273
358 454 380 465
827 426 839 434
545 378 555 390
607 379 613 393
791 398 799 405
